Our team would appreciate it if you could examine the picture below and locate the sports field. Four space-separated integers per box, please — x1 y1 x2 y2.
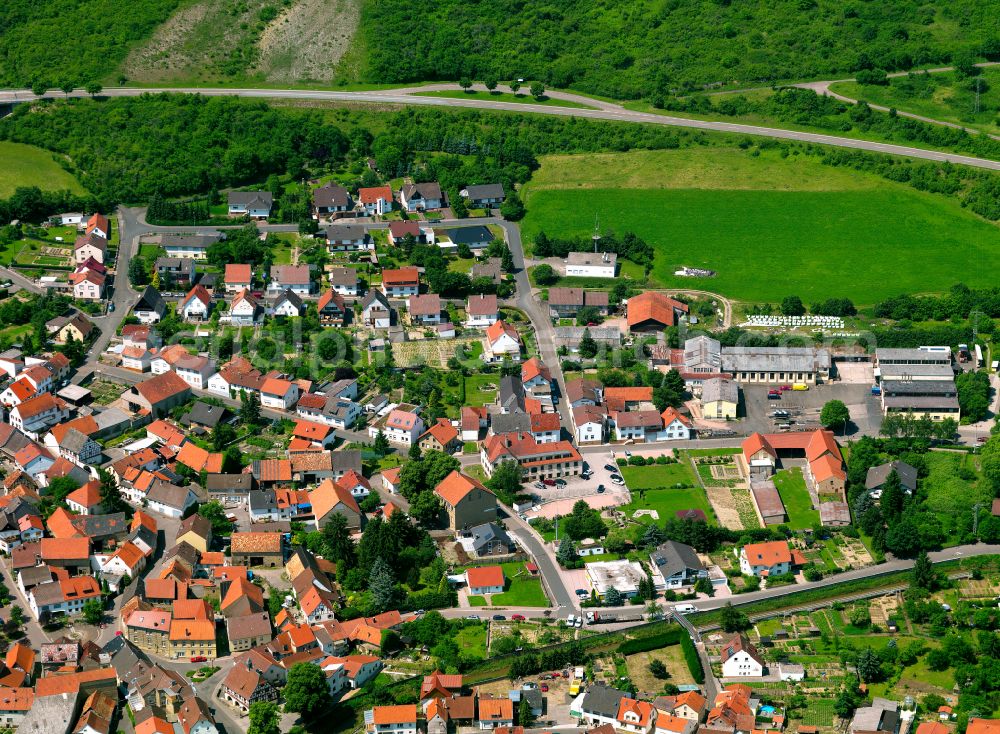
0 142 87 198
520 148 1000 303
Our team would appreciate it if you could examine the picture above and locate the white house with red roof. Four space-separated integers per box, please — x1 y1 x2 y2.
260 377 300 410
617 699 656 734
228 288 262 326
657 408 693 441
719 634 765 677
739 540 794 577
0 378 36 408
85 213 110 239
179 285 212 321
225 264 253 293
357 186 393 217
70 268 106 300
74 231 107 265
465 565 505 595
268 265 313 296
369 409 424 446
483 321 521 363
10 394 70 437
381 267 420 298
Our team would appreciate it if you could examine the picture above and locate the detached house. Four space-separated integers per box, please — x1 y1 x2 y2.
617 699 656 734
179 285 212 321
224 264 253 293
399 182 443 212
720 635 765 678
461 183 505 208
739 540 795 577
260 377 300 410
85 212 110 239
311 477 362 530
313 184 352 219
228 289 262 326
408 294 442 325
483 321 522 363
54 312 95 345
434 470 497 532
74 232 108 265
419 418 461 454
466 294 499 328
272 289 304 318
228 191 273 219
70 269 106 301
328 267 360 296
268 265 313 296
9 394 70 437
387 221 427 246
325 225 373 252
162 233 223 260
381 267 420 298
367 705 419 734
370 409 424 446
133 286 167 324
318 290 348 326
649 541 706 590
358 186 393 217
124 371 192 418
361 291 393 328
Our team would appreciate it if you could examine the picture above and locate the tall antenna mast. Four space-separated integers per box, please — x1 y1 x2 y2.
592 214 600 253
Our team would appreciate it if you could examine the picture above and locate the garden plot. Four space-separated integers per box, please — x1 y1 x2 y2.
392 337 481 368
958 577 1000 598
89 379 128 406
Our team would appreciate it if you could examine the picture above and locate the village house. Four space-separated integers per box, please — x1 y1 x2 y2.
268 265 313 296
408 294 442 325
230 532 285 568
466 294 499 328
358 186 394 217
739 540 796 577
220 663 280 713
434 470 498 532
547 287 610 318
400 182 444 212
260 376 300 410
53 312 94 345
162 233 223 260
361 290 393 328
720 634 765 677
325 224 374 252
124 371 192 418
419 418 461 454
481 432 582 480
70 268 106 300
318 289 349 327
461 183 506 208
86 212 110 239
465 565 505 595
626 293 689 332
573 404 607 444
387 220 427 246
381 267 420 298
483 320 522 363
74 232 108 265
134 286 168 324
272 289 304 318
367 705 419 734
224 263 253 293
155 256 196 285
311 477 362 530
649 541 706 591
228 191 273 219
328 266 360 296
313 184 353 220
9 393 71 437
179 285 212 321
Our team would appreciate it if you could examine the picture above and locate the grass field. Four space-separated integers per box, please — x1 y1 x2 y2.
491 561 548 607
831 69 1000 137
0 142 86 198
520 148 1000 303
619 462 697 489
772 468 818 529
454 625 487 658
618 467 716 526
413 90 595 109
463 373 500 407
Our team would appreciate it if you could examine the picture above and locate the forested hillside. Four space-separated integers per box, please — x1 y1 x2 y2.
0 0 185 87
360 0 1000 98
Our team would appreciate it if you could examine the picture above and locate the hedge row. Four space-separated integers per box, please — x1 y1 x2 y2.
680 633 705 684
616 628 682 655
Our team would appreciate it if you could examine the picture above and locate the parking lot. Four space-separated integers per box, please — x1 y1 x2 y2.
738 381 883 437
524 452 631 519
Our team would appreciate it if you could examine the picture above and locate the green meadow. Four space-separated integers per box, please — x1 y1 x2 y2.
0 142 87 198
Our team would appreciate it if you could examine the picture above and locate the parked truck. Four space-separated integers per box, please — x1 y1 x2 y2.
585 611 643 624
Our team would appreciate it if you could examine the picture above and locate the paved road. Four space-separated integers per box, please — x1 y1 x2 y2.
0 265 43 295
4 85 1000 170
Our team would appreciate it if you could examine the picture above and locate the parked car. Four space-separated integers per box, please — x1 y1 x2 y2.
512 614 526 621
575 617 583 628
534 482 545 490
555 479 566 486
575 588 589 596
542 479 556 486
596 484 605 494
466 615 480 621
610 477 624 485
604 464 617 472
492 614 506 621
767 390 781 399
190 656 207 663
779 384 792 391
541 683 549 692
624 450 632 457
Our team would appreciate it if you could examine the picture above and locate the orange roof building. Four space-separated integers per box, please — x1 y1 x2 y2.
465 565 505 593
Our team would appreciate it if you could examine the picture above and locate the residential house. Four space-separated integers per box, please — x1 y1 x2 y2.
66 480 104 515
483 320 521 363
155 257 196 286
260 376 300 410
310 479 361 530
134 286 168 324
408 294 442 325
177 696 219 734
465 565 505 595
228 191 273 219
522 358 554 410
573 404 607 445
865 460 918 500
848 699 901 734
577 685 628 728
224 264 253 293
176 514 213 553
325 225 373 252
86 213 110 239
313 184 353 219
649 541 707 591
419 419 461 454
9 394 71 437
617 699 656 734
720 635 765 677
220 664 279 713
28 575 102 620
434 470 497 532
436 225 494 251
659 408 693 441
461 406 487 442
74 232 108 265
357 186 393 217
145 482 197 518
388 221 427 246
367 705 419 734
381 267 420 298
370 409 424 446
55 313 95 345
400 182 444 212
296 393 362 430
466 294 499 328
227 613 273 653
702 378 739 420
273 289 304 318
318 290 349 326
70 268 106 300
361 291 393 328
739 540 795 577
179 285 212 321
161 233 223 260
328 267 360 296
461 183 505 208
478 699 515 730
268 265 313 296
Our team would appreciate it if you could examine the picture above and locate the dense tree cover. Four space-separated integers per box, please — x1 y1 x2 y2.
561 500 607 541
955 371 991 422
360 0 1000 98
0 96 350 202
0 0 184 88
0 187 106 227
875 283 1000 321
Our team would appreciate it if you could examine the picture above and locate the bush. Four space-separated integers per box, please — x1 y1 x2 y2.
680 633 705 684
617 629 683 655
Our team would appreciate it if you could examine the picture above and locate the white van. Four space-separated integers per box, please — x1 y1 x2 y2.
674 604 698 614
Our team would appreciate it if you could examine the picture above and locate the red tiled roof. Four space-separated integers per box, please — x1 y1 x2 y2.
434 471 489 507
626 292 688 329
381 267 420 286
358 186 393 204
466 565 504 589
225 264 252 284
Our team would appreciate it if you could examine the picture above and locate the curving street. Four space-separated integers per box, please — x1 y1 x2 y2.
3 84 1000 170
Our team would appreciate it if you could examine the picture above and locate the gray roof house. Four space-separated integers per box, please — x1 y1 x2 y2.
865 460 918 498
228 191 273 218
491 413 531 436
848 698 900 734
498 375 526 414
461 183 506 207
649 541 706 590
181 401 229 430
578 684 628 726
468 522 515 557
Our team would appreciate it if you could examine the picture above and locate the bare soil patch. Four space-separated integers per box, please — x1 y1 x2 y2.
255 0 360 83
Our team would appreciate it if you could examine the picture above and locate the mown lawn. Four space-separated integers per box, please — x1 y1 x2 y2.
619 462 697 489
772 468 818 529
464 373 500 407
0 142 87 198
619 486 716 525
520 148 1000 303
454 624 488 658
492 561 548 607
